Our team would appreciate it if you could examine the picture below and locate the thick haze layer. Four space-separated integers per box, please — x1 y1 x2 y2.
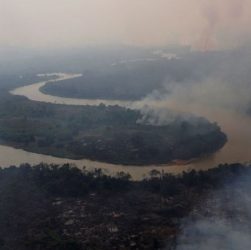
1 0 251 49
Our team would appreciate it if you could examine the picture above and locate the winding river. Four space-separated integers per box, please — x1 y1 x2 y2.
4 73 251 179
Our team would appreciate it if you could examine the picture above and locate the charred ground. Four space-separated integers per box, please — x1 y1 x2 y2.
0 163 248 250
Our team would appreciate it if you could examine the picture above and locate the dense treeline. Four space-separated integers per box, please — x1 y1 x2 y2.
41 60 184 100
40 49 228 101
0 162 246 197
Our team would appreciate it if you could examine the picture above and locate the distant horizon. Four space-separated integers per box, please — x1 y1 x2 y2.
0 0 250 50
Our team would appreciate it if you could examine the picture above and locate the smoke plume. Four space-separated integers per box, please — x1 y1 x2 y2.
176 171 251 250
198 0 250 50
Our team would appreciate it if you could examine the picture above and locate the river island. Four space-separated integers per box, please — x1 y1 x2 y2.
2 77 227 165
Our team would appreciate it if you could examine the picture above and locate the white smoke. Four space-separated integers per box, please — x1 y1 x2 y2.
134 47 251 124
176 173 251 250
177 219 251 250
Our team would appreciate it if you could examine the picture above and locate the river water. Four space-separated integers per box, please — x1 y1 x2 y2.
5 73 251 179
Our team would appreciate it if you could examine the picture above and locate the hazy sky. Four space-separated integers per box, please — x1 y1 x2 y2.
0 0 250 49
